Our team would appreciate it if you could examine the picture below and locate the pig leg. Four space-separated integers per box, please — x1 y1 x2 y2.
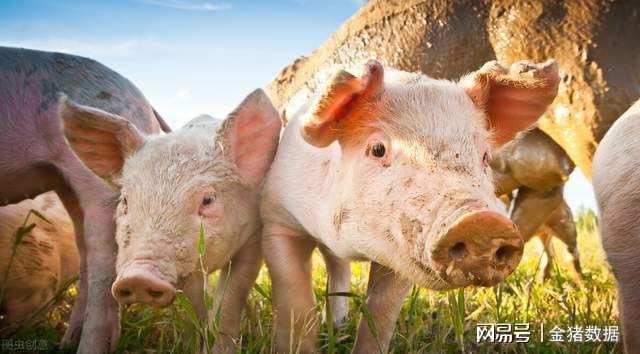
263 223 317 353
210 237 262 353
539 233 556 280
545 203 582 277
56 187 88 349
54 155 120 354
319 246 351 326
181 272 206 318
509 186 563 242
353 262 411 354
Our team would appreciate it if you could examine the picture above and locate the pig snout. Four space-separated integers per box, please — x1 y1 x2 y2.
431 211 523 287
112 266 176 308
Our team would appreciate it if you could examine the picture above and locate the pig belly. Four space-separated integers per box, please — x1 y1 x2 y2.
0 164 64 206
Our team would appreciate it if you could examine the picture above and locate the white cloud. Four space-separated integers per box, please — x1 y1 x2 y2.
138 0 231 12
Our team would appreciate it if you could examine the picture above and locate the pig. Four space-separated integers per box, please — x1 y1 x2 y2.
593 99 640 353
0 46 169 352
0 192 78 329
60 89 282 352
492 128 581 278
260 58 560 353
499 194 581 279
266 0 640 179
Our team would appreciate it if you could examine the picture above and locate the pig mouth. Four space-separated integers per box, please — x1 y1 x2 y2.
407 256 455 290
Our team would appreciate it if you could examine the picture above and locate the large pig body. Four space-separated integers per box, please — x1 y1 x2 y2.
0 192 78 329
60 90 282 352
261 59 560 353
0 46 168 352
593 99 640 352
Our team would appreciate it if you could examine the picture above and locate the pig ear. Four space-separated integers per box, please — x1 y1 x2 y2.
59 94 145 185
462 59 560 147
301 60 384 147
218 89 283 187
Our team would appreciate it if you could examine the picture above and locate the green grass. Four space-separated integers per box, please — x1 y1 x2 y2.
5 209 622 353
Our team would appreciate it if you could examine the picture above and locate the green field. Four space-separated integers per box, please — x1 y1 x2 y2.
7 208 622 353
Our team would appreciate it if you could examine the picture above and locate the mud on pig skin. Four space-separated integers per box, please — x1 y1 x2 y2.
260 58 560 353
0 192 78 330
61 89 282 353
266 0 640 178
0 46 169 353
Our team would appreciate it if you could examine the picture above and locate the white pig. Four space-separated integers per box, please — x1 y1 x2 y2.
261 59 560 353
593 98 640 353
59 89 281 352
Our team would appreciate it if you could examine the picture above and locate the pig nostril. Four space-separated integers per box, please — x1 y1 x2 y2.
118 288 132 298
450 242 468 261
147 289 165 298
494 245 517 264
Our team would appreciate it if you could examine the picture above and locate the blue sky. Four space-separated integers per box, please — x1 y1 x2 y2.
0 0 596 212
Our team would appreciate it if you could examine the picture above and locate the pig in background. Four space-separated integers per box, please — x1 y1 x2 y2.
261 58 560 353
593 98 640 353
0 46 169 352
0 192 78 332
493 127 582 279
61 89 282 352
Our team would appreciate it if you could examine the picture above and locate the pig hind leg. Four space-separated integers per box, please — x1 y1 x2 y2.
539 233 556 280
545 203 583 277
599 200 640 352
319 246 351 326
262 223 317 354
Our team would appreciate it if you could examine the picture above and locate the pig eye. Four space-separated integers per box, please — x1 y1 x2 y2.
202 195 216 206
369 142 386 158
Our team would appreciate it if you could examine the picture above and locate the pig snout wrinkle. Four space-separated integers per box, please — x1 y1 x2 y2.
431 211 523 287
112 271 176 308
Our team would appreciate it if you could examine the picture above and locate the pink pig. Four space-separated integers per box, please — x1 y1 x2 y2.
593 98 640 353
260 59 560 352
60 89 282 352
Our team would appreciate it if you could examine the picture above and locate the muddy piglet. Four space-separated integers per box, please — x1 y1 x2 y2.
60 89 282 351
261 59 560 353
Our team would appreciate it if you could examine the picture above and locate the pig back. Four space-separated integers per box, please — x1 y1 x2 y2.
0 46 165 163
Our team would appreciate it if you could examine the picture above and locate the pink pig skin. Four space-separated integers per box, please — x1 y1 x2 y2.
261 59 560 353
593 99 640 353
0 46 168 353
